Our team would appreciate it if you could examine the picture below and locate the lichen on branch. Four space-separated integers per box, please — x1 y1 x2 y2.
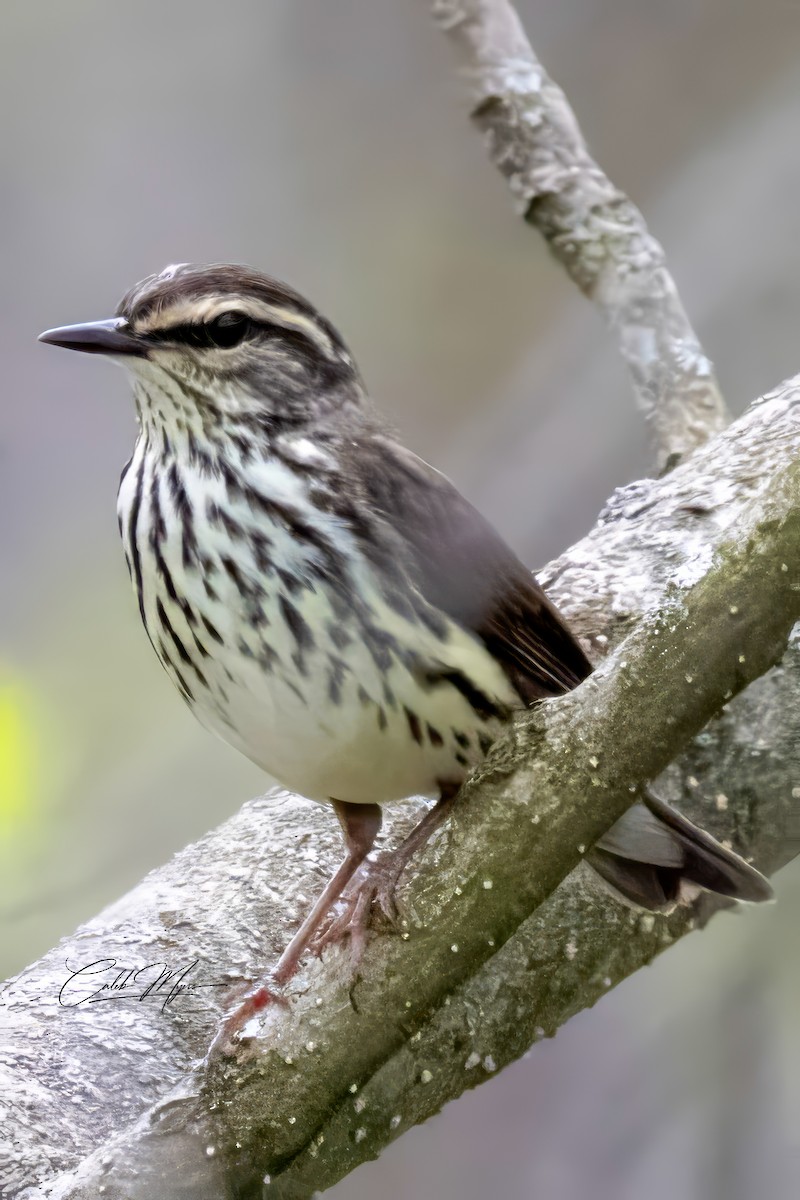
431 0 729 468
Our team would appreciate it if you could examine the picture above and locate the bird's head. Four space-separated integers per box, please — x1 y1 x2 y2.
39 262 365 438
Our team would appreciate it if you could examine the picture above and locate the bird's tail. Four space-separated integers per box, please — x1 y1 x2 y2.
586 787 773 911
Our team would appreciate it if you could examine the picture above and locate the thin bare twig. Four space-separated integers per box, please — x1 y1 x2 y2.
431 0 729 469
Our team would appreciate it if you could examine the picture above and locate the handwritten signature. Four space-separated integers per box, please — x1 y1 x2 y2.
58 958 228 1011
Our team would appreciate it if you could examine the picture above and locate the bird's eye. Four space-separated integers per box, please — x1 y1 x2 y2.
205 311 252 349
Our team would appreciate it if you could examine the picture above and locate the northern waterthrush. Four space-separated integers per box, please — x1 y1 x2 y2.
40 263 771 1002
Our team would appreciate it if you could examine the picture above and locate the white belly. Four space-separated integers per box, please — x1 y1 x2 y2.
120 445 516 806
193 599 513 805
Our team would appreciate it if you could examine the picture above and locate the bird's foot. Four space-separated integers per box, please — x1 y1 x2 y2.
313 854 408 969
204 978 288 1063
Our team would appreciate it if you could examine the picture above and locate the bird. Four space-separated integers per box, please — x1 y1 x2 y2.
39 262 772 1003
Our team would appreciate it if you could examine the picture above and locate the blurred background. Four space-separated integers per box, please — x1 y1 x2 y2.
1 1 799 1196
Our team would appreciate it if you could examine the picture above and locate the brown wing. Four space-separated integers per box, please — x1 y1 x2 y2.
353 437 773 912
355 435 592 703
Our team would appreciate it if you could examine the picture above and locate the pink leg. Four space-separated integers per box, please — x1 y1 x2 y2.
272 801 382 984
316 781 460 961
206 801 381 1058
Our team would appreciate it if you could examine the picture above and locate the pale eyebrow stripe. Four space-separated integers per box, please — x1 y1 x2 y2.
262 306 333 356
136 297 334 356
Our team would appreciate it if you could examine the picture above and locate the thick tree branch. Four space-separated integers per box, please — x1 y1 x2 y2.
3 379 799 1200
431 0 729 468
3 9 796 1196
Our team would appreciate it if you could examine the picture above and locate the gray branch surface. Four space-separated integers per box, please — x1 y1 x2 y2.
431 0 730 468
2 378 800 1200
3 5 798 1199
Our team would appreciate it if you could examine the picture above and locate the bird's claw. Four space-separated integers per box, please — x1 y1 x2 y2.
313 855 407 968
204 979 288 1063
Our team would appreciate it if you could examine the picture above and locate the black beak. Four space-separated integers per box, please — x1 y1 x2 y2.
38 318 147 357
